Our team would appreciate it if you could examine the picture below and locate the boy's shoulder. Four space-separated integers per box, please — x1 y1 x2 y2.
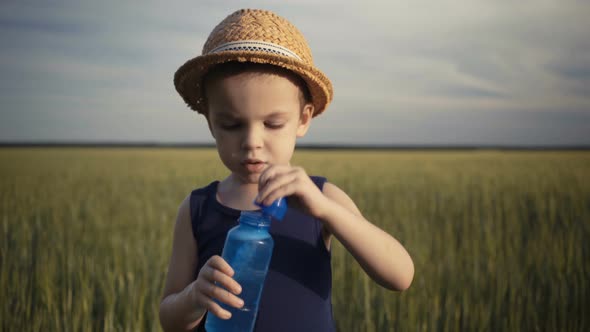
191 180 218 196
309 175 328 190
187 180 219 218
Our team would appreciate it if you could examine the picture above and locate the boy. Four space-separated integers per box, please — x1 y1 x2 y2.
159 9 414 331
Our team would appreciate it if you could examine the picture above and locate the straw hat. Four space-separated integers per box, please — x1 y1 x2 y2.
174 8 333 117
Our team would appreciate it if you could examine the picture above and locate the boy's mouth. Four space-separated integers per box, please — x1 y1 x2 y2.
241 159 267 173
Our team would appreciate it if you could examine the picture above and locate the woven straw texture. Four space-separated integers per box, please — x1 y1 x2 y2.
174 9 333 116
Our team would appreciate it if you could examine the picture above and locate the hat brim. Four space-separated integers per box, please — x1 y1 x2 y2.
174 51 333 117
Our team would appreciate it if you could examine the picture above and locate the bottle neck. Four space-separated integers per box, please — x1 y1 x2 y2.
239 211 271 229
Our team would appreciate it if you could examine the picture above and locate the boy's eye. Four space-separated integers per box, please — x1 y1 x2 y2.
219 122 241 130
265 122 285 129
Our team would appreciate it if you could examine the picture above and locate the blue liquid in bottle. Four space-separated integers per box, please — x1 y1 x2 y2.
205 199 286 332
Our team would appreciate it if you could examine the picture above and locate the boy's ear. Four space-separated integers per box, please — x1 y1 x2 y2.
296 103 314 137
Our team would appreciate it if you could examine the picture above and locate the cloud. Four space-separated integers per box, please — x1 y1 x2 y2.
0 0 589 145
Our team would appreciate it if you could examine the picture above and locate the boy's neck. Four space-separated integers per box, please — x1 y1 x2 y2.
216 174 260 211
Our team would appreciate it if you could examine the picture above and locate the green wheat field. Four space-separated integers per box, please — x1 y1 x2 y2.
1 148 589 331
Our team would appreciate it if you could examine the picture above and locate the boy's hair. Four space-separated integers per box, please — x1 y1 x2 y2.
201 61 313 113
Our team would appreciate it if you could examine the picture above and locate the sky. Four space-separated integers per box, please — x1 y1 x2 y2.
1 0 589 146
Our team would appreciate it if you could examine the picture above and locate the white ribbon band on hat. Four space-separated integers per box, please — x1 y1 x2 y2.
208 40 302 61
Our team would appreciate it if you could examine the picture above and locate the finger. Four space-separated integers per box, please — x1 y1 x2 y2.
205 297 233 320
201 281 244 309
261 181 299 206
206 255 234 277
257 168 299 202
258 164 289 189
260 180 297 206
203 265 242 295
258 173 299 206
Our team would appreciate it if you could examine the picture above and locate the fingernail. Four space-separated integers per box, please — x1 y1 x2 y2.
238 299 244 307
223 311 232 319
235 285 242 294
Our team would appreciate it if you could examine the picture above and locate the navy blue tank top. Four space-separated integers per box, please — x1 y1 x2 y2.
190 176 335 331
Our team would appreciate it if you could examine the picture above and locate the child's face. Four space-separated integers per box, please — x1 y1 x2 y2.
205 71 313 185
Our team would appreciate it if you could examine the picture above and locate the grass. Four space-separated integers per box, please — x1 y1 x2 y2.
1 148 588 331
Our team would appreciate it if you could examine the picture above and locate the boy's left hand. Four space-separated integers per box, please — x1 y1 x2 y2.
256 165 328 218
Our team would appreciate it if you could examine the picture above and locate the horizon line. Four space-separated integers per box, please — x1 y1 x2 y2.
1 141 589 151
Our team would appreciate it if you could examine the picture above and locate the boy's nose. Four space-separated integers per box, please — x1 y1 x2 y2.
241 125 263 150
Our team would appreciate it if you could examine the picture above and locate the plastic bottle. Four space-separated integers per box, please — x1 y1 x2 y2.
204 198 287 332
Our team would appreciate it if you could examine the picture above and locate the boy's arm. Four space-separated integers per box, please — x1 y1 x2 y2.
320 182 414 291
255 165 414 291
159 195 205 331
159 195 244 332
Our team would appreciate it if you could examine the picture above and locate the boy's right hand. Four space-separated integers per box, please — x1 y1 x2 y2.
190 255 244 320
